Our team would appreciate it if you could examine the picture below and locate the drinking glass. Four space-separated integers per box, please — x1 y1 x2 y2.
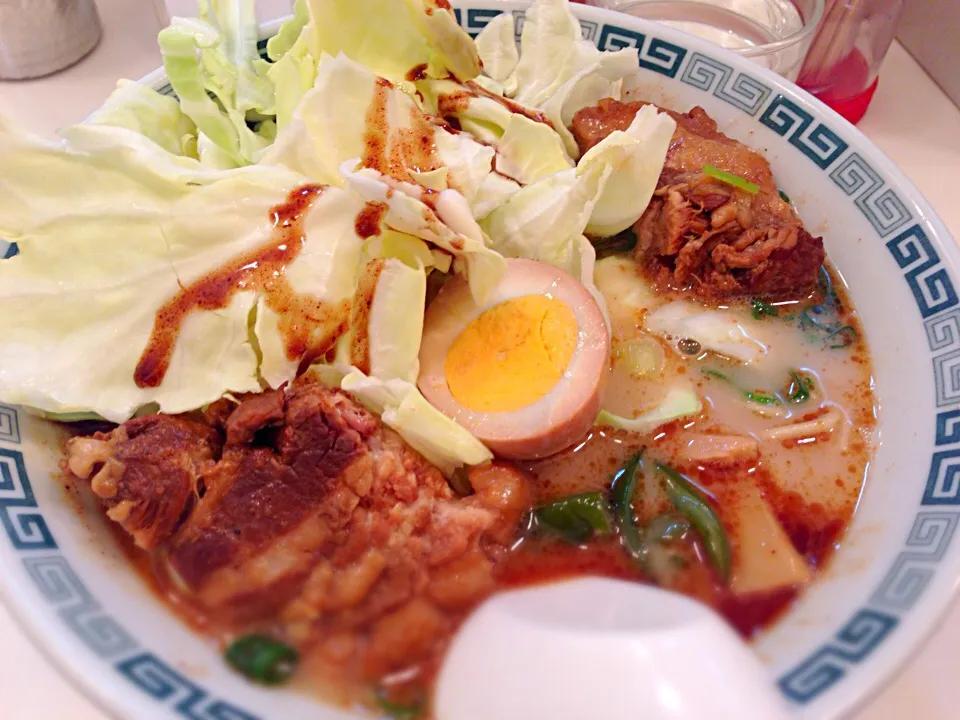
583 0 824 80
796 0 904 123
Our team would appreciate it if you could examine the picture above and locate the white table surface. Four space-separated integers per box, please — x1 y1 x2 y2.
2 0 959 718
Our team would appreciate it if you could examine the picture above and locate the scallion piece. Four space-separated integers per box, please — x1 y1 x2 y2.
826 325 857 348
225 634 298 685
750 298 778 319
702 368 780 405
799 300 857 350
534 491 612 543
787 369 813 403
610 453 647 566
702 163 759 194
778 189 791 203
656 463 731 581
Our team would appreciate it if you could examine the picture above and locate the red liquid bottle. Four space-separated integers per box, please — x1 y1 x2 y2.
796 0 904 124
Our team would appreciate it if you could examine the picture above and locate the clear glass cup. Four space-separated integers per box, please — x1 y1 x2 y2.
796 0 904 124
582 0 824 80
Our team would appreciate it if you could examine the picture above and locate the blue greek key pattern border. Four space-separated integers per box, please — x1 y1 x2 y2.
0 409 260 719
759 94 849 169
778 610 899 703
117 653 259 720
829 152 913 237
0 404 20 444
888 225 959 320
679 53 770 116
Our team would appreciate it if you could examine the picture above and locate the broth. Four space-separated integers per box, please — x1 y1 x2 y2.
515 256 874 638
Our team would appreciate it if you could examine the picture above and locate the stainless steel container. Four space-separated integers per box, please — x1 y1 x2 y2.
0 0 102 80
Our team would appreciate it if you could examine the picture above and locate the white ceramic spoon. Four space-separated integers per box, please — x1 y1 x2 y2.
435 577 790 720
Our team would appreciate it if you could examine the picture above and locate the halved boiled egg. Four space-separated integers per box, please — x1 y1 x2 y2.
418 258 609 459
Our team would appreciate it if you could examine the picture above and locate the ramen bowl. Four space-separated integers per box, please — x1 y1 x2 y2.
0 2 958 719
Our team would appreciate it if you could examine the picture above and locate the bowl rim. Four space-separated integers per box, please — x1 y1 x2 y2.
4 3 960 720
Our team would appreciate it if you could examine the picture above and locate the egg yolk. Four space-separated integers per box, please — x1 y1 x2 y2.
444 294 578 412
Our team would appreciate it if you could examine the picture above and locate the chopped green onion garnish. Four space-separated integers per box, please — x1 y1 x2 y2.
799 301 857 350
375 690 423 720
702 164 759 194
656 463 731 581
702 368 780 405
534 491 612 543
826 325 857 349
610 453 647 566
750 298 778 319
787 370 813 403
225 634 298 685
816 265 838 309
778 189 791 203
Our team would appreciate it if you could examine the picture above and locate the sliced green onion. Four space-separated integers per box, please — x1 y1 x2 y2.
786 370 813 403
702 368 780 406
826 325 857 348
778 189 791 203
609 453 647 566
534 491 612 543
656 463 731 581
224 634 298 685
799 304 857 350
702 163 759 194
375 690 422 720
750 298 778 319
592 229 638 260
817 265 838 308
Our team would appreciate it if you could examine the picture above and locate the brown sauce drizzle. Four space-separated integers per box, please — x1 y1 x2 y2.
355 201 388 239
362 79 441 184
406 63 429 82
134 184 348 389
348 259 386 375
465 80 554 128
361 79 393 177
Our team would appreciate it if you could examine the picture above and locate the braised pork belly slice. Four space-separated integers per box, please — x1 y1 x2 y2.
65 415 220 550
65 377 531 684
571 98 824 301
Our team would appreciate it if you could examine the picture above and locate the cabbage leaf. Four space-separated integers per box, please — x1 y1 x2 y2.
509 0 639 157
158 0 276 166
315 367 494 476
340 162 506 303
475 12 519 85
86 80 198 158
597 383 703 433
0 119 366 422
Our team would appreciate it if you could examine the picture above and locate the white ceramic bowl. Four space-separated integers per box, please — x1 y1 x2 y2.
2 2 959 719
